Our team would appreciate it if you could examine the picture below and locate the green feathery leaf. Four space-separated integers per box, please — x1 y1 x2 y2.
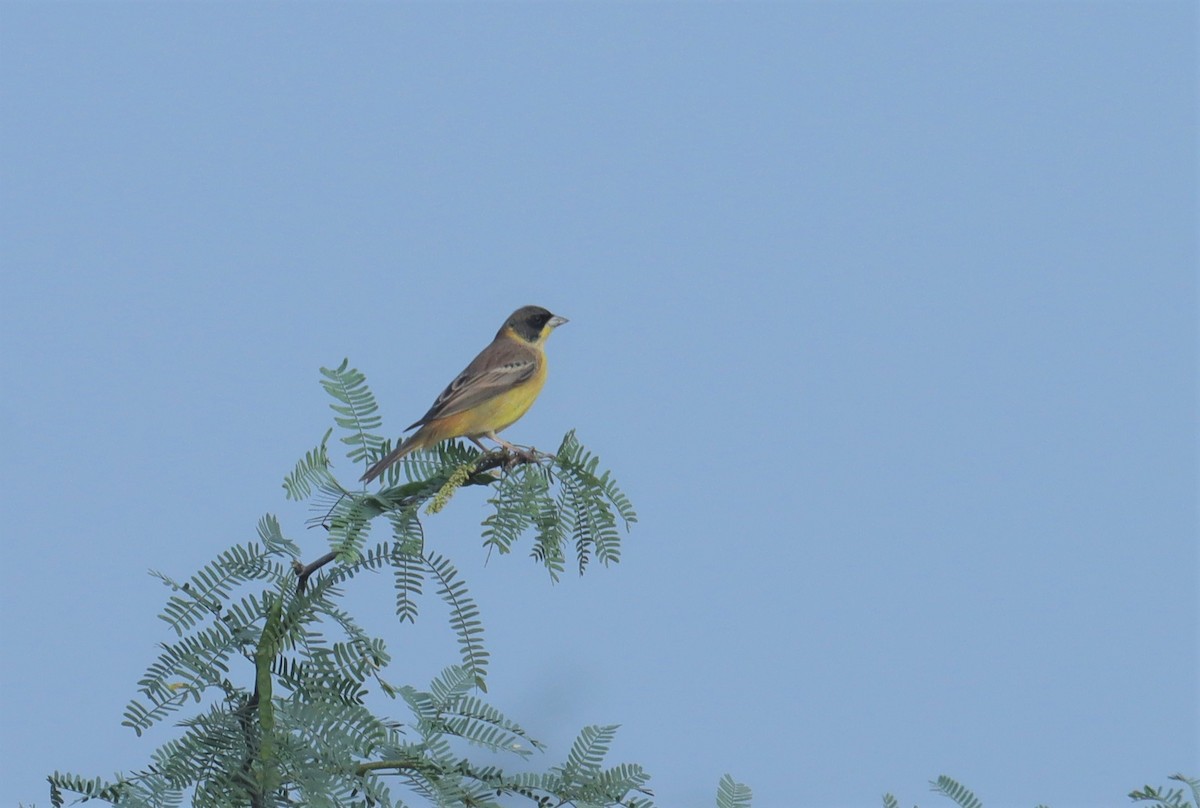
559 724 619 789
319 359 385 467
1130 774 1200 807
551 431 635 575
151 541 281 637
716 774 753 808
426 553 489 691
256 513 301 559
282 427 335 501
47 773 126 806
481 464 545 555
389 507 426 624
931 775 983 808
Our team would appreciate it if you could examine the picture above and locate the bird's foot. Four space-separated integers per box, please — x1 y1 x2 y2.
507 446 545 467
472 434 554 469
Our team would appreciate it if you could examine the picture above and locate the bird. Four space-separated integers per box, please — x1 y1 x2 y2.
360 305 568 484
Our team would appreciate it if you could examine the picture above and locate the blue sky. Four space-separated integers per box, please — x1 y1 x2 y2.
1 3 1195 806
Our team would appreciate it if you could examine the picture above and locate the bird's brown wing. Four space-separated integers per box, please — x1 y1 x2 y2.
405 336 539 429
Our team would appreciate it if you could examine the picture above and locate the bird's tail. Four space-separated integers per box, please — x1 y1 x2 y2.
360 433 424 483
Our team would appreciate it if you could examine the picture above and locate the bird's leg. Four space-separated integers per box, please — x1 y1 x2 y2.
470 434 523 466
483 432 519 452
485 432 541 453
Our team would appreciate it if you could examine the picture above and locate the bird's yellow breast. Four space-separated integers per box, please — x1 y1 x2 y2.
428 355 547 440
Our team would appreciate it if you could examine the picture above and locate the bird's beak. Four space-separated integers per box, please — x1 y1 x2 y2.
548 315 568 328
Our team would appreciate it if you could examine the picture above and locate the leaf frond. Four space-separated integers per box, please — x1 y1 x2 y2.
282 428 336 501
558 724 619 788
319 359 385 467
1130 773 1200 807
930 775 982 808
425 554 489 690
716 773 753 808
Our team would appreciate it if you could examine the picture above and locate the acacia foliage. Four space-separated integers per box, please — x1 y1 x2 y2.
882 773 1200 808
48 360 748 808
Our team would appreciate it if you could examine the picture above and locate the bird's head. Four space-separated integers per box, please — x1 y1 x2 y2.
503 305 568 344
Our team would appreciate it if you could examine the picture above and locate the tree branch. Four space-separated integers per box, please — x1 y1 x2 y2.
354 758 438 777
292 551 337 594
291 447 550 594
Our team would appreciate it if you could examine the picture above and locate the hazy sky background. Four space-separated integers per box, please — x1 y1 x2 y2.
2 3 1195 807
